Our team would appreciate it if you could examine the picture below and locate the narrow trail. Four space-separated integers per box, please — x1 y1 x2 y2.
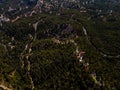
82 26 120 58
0 85 12 90
0 43 7 52
26 20 42 90
20 44 28 68
26 21 40 90
26 55 34 90
67 17 104 86
73 38 104 87
0 43 9 56
73 18 120 58
53 35 104 87
33 21 39 41
19 20 41 90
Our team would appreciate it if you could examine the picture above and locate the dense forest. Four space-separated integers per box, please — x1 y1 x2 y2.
0 9 120 90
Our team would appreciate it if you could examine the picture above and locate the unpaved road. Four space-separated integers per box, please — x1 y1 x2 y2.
82 26 120 58
19 20 41 90
0 85 12 90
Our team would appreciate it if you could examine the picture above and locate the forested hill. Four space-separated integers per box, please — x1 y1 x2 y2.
0 0 120 19
0 10 120 89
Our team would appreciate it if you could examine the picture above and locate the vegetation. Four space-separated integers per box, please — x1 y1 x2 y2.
0 10 120 89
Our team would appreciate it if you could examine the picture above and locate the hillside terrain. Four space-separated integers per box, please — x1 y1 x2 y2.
0 1 120 90
0 0 120 19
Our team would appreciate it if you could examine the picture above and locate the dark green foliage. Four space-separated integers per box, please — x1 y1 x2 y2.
0 10 120 89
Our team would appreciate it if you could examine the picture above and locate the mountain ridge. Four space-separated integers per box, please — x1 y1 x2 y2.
0 0 120 19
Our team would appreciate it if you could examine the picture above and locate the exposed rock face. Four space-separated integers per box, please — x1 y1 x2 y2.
0 0 120 18
0 0 93 13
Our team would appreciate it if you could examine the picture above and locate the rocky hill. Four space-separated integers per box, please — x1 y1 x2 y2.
0 0 120 19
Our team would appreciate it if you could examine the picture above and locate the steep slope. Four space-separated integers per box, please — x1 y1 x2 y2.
0 10 120 89
0 0 120 19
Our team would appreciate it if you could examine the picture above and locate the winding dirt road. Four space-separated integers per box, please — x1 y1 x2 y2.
26 20 42 90
0 85 12 90
19 20 41 90
27 21 40 90
82 26 120 58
